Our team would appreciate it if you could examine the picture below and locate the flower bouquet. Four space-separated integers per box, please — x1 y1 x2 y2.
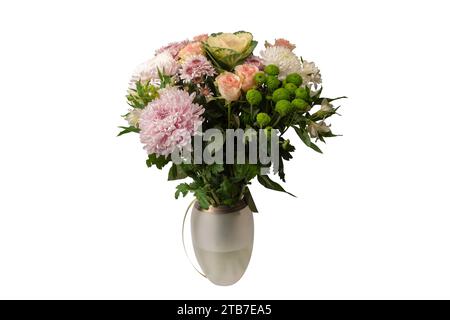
119 32 345 285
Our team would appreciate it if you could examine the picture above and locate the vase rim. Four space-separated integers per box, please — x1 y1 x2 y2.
194 200 248 214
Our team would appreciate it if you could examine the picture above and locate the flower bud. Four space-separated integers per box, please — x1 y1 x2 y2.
285 73 303 86
256 112 271 128
275 100 293 117
264 64 280 76
246 89 263 106
272 88 290 102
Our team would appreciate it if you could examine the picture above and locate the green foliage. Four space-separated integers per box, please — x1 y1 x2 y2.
257 175 296 197
175 182 210 209
243 187 258 213
146 154 170 169
168 164 188 181
293 126 322 153
126 80 158 109
157 68 173 88
117 126 140 136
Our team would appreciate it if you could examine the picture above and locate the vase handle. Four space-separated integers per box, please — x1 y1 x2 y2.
182 200 207 278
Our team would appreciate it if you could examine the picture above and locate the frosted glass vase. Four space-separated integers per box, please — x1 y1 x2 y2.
190 201 254 286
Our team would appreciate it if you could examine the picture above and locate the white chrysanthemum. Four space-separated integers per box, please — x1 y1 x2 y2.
301 60 322 88
260 46 302 79
129 51 178 89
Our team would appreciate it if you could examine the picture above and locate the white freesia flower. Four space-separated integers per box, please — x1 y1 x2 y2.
320 99 334 112
126 108 143 128
308 121 331 138
260 46 302 79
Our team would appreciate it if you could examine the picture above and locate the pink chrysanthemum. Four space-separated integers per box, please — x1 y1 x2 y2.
179 55 216 82
139 87 204 156
155 40 189 58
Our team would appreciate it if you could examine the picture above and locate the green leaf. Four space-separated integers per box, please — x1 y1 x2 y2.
194 188 210 209
314 96 347 105
234 164 260 182
278 157 286 182
126 80 158 109
175 183 190 199
203 164 224 180
146 154 170 169
243 187 258 213
209 164 225 175
293 126 322 153
117 126 140 136
168 164 188 181
257 175 296 197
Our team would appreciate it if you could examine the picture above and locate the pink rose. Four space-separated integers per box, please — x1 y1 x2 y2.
216 72 242 102
178 42 204 60
193 34 209 42
234 64 259 92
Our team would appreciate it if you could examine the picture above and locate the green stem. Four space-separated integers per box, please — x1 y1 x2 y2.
210 190 220 206
272 114 281 127
227 103 232 128
202 175 220 206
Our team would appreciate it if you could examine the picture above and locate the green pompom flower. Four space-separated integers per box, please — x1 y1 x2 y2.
246 89 263 106
295 87 309 100
256 112 271 128
272 88 290 103
264 64 280 76
266 75 280 92
286 73 303 86
254 72 266 85
275 100 293 117
284 83 297 96
291 98 309 112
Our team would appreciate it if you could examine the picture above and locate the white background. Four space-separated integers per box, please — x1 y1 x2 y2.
1 0 449 299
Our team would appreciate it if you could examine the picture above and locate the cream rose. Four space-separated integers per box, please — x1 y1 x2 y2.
234 64 259 92
216 72 242 102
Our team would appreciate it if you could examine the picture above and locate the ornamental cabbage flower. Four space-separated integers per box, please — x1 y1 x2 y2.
204 32 257 70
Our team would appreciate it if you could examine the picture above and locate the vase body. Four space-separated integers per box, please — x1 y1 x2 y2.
190 201 254 286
